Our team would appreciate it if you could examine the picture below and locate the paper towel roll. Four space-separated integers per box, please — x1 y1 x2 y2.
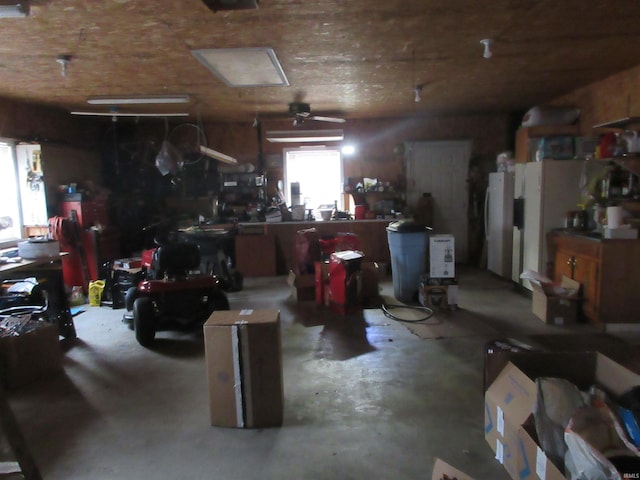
607 206 624 228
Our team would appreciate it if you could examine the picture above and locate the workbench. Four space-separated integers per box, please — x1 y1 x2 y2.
236 219 393 275
0 253 76 339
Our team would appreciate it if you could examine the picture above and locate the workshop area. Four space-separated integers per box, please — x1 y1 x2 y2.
2 2 640 479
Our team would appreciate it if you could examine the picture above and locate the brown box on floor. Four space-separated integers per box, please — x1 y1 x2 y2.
287 271 315 301
203 309 283 428
0 319 63 390
530 275 580 326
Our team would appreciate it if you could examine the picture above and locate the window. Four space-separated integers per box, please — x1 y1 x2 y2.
0 142 22 243
284 147 343 217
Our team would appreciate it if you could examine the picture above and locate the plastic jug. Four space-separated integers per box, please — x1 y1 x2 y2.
88 280 106 307
624 130 640 154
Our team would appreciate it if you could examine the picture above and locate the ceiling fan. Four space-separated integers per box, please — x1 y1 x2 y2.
288 101 346 126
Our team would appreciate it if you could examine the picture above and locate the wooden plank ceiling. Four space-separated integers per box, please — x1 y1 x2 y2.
0 0 638 123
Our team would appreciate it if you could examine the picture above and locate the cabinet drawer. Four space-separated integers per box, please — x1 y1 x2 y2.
553 235 600 259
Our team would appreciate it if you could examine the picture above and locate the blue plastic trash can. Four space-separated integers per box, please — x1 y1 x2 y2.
386 221 429 303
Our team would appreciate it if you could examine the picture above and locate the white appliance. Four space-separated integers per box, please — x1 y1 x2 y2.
484 172 514 278
512 159 585 290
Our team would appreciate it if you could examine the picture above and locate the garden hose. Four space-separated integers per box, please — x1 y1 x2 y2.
381 298 439 324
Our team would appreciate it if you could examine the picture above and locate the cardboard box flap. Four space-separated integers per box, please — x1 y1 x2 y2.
486 362 537 427
204 309 280 327
432 458 475 480
596 352 640 398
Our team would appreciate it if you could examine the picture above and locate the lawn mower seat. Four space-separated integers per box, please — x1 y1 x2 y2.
154 242 201 278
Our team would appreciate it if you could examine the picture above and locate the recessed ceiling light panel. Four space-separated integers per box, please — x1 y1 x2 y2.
191 47 289 87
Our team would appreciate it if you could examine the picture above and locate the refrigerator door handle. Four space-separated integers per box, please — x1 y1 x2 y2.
484 186 490 240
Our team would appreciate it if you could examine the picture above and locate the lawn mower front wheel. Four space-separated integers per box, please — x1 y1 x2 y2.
133 297 156 347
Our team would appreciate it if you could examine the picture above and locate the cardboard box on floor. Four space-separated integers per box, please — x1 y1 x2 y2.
0 320 63 390
484 351 640 480
287 271 315 301
431 458 475 480
530 275 580 326
203 309 283 428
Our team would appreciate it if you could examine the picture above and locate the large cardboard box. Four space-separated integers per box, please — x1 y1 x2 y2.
203 309 283 428
0 320 63 389
530 276 580 326
484 352 640 480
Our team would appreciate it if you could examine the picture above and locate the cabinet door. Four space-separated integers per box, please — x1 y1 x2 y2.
553 250 574 282
572 253 599 323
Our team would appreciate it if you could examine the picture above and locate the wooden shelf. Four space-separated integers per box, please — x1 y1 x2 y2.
593 117 640 129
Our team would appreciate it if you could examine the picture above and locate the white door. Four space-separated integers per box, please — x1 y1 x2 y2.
405 140 471 263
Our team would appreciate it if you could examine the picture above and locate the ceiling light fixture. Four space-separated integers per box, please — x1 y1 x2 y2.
0 2 29 18
191 47 289 87
414 85 423 103
56 54 72 78
480 39 493 59
265 130 344 143
87 95 191 105
70 111 189 117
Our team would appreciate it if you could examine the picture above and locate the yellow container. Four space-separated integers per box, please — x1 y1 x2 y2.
88 280 106 307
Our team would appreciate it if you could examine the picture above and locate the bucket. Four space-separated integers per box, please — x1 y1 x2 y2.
386 225 427 302
88 280 106 307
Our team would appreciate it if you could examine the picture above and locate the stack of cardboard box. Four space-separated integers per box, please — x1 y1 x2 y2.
484 351 640 480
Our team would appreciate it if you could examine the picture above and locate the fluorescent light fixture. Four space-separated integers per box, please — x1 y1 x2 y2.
70 111 189 117
0 2 29 18
199 145 238 165
201 0 258 11
191 47 289 87
265 130 344 143
87 95 190 105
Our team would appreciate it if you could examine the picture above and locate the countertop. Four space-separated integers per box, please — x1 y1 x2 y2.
551 228 640 242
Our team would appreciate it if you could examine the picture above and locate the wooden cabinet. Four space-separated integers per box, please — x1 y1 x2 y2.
548 232 640 327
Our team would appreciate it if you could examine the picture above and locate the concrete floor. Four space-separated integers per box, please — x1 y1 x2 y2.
4 267 631 480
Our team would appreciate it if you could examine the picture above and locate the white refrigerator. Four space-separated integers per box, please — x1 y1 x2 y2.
512 159 585 290
484 172 514 278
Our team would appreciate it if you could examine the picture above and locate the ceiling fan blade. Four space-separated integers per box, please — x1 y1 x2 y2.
308 115 346 123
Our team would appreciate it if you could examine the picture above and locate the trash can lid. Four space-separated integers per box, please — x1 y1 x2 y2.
386 220 431 233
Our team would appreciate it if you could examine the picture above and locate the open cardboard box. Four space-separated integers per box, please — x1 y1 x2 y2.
431 458 475 480
530 275 580 326
484 351 640 480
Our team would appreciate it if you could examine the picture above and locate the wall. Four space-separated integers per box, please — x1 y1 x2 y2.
203 113 511 198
